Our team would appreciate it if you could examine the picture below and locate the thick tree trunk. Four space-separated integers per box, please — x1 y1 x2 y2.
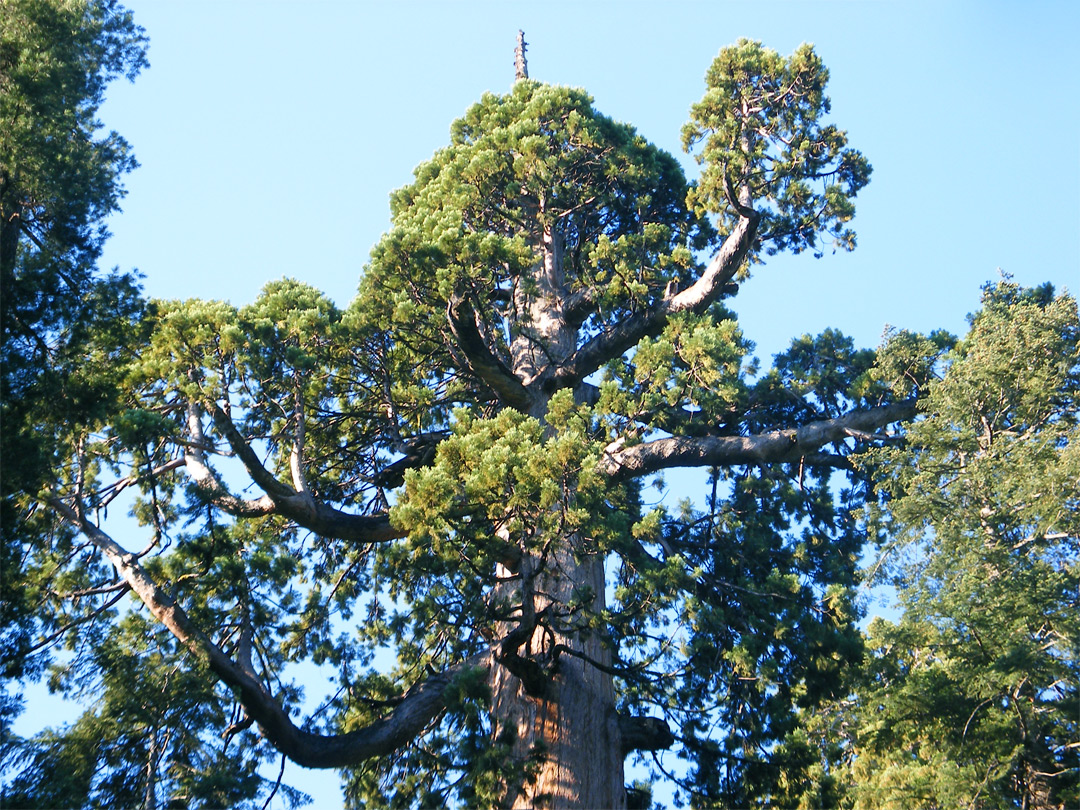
491 552 625 809
493 212 627 807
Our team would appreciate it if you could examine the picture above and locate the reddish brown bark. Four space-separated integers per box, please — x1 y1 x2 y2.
491 553 626 809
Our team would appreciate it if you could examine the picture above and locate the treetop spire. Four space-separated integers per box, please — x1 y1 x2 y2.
514 30 528 81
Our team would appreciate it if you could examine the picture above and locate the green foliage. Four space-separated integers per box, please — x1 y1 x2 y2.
598 306 751 438
355 80 714 401
847 281 1080 808
0 0 149 431
684 39 871 263
747 328 881 432
642 462 867 808
0 0 147 262
1 610 304 809
5 27 976 809
1 0 149 740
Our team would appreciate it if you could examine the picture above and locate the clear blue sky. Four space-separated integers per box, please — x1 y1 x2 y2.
27 1 1080 807
98 0 1079 364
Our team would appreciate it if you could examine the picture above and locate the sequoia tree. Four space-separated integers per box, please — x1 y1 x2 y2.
10 38 929 808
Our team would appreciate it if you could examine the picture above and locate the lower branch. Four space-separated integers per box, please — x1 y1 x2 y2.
619 714 676 756
46 495 486 769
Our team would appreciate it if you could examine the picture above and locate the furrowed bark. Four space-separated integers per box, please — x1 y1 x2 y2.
601 399 917 479
487 210 630 807
47 496 481 768
491 550 626 809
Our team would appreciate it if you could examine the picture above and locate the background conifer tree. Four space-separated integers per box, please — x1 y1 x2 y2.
845 281 1080 809
1 0 148 710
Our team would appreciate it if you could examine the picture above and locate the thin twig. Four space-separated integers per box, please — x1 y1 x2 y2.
260 753 286 810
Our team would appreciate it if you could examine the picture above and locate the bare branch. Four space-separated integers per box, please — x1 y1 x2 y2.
97 458 186 510
601 399 916 479
289 385 314 503
184 401 276 517
27 584 132 654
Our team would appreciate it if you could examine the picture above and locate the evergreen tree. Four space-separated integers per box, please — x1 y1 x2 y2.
10 38 940 808
845 281 1080 809
1 0 148 712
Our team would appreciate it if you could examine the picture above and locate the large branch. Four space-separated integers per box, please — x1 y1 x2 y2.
558 211 759 386
184 454 276 517
600 399 917 479
446 294 534 411
47 496 485 768
206 402 402 543
619 715 676 756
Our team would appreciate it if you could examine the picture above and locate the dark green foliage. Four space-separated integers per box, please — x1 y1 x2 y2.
0 5 310 803
846 281 1080 808
354 79 715 425
0 0 149 425
14 27 1063 810
2 612 300 809
1 0 149 687
622 432 867 807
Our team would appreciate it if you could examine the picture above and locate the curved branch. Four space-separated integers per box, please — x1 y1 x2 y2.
371 431 450 489
559 211 759 385
601 399 916 479
46 496 486 768
207 402 296 500
206 401 402 543
446 294 534 411
562 286 597 327
184 454 277 517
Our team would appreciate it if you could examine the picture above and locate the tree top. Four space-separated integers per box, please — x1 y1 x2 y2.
514 30 528 82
